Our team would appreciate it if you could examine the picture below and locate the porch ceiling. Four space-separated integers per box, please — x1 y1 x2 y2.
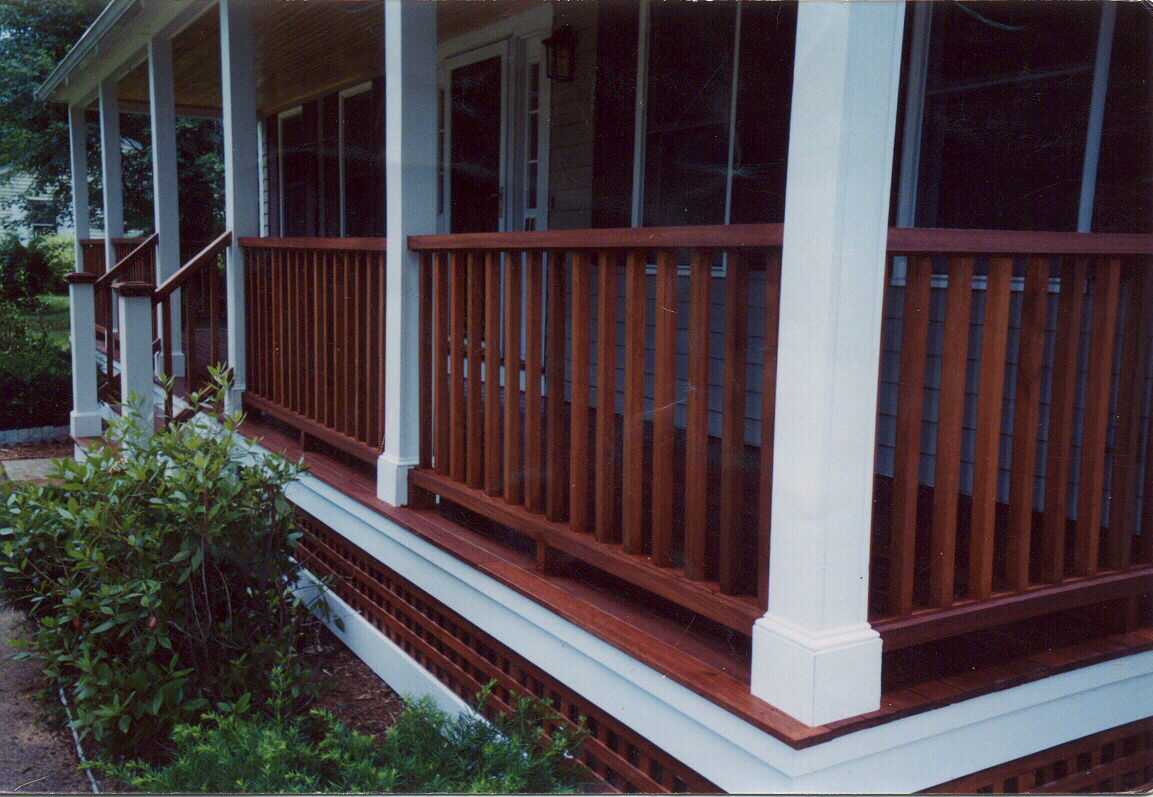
114 0 543 117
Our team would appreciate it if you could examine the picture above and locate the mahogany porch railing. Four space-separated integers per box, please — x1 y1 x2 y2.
78 236 145 277
871 228 1153 649
408 226 784 633
91 234 158 384
239 237 388 465
154 231 232 417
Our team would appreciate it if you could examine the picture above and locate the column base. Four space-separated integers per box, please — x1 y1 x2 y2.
376 453 416 506
70 409 104 439
750 615 882 726
224 386 245 416
154 349 186 378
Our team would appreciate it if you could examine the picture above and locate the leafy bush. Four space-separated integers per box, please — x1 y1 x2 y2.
0 297 71 428
0 376 325 758
108 687 587 794
0 233 67 304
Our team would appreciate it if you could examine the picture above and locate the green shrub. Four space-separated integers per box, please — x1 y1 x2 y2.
0 375 325 758
0 297 71 428
108 687 588 794
0 233 65 304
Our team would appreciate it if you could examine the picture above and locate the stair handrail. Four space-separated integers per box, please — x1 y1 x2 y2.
93 232 159 289
153 230 232 302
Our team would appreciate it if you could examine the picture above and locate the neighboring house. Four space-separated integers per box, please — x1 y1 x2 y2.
38 1 1153 793
0 168 71 240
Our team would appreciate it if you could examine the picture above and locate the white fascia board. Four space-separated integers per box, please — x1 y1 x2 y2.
228 430 1153 792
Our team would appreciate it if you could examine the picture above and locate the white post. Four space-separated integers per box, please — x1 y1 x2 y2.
116 281 156 436
1077 2 1115 233
68 105 90 270
751 0 906 727
66 273 103 438
219 0 259 412
98 78 124 270
149 32 185 376
377 0 438 506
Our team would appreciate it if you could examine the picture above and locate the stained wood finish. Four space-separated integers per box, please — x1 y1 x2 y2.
484 251 502 496
523 252 544 513
622 251 647 555
449 253 467 482
503 254 524 505
757 255 782 610
684 250 712 580
719 252 749 594
467 253 484 488
545 252 568 522
570 252 592 533
240 237 385 460
594 251 619 544
651 250 678 568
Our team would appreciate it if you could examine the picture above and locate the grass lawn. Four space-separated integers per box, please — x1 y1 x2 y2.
16 294 70 350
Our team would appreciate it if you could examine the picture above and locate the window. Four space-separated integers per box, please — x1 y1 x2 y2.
278 107 313 236
632 1 796 228
27 200 56 236
339 83 380 237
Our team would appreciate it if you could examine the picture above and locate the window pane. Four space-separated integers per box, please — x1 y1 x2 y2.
730 2 796 225
343 90 378 237
915 2 1099 230
280 112 312 236
642 2 736 227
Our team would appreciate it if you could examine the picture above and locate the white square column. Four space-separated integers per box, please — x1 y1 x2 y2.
116 281 157 437
68 104 90 270
377 0 438 506
751 0 906 727
219 0 260 413
97 79 124 270
66 273 103 438
149 33 185 376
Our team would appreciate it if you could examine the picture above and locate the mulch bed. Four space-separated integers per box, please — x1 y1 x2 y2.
304 626 407 740
0 441 74 463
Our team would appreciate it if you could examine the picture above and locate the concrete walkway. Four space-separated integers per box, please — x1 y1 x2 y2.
0 458 58 484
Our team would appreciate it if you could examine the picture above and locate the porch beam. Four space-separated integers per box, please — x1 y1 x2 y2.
377 0 438 506
97 78 124 270
218 0 260 411
752 0 906 727
148 31 184 376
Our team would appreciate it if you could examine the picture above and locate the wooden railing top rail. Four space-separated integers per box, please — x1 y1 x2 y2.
408 224 1153 256
239 236 388 252
153 230 232 302
888 226 1153 256
408 223 785 251
93 232 158 289
79 236 148 245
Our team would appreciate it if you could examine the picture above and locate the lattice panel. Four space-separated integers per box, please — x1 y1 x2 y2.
927 718 1153 794
296 511 720 794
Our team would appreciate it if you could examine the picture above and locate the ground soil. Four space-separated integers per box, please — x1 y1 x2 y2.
304 626 407 740
0 441 73 462
0 609 93 794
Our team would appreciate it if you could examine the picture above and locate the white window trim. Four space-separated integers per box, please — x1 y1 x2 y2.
276 105 303 236
338 81 373 238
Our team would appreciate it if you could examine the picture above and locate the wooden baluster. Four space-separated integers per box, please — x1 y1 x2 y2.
318 252 329 427
504 252 523 505
930 257 974 608
1111 265 1153 568
969 257 1013 601
545 251 569 522
449 252 467 482
378 251 387 447
343 251 353 437
1041 257 1088 583
570 251 591 531
758 253 782 610
1142 384 1153 565
433 253 450 475
719 251 749 593
890 255 932 616
1006 256 1048 592
651 250 677 566
419 252 433 471
684 248 711 579
162 299 173 420
523 251 545 513
594 250 620 542
1074 257 1122 577
287 251 297 412
484 251 503 496
313 251 322 428
208 253 219 370
467 252 485 489
275 250 285 406
244 252 255 396
622 250 647 555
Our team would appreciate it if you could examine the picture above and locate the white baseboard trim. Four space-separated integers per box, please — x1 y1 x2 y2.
236 430 1153 793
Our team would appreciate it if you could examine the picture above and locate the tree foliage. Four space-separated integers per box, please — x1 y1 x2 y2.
0 0 223 241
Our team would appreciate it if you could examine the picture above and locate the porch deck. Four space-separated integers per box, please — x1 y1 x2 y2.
238 407 1153 749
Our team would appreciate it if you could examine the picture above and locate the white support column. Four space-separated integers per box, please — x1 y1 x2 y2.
66 273 103 438
98 78 124 270
377 0 438 506
219 0 260 413
116 281 156 436
68 105 90 270
149 32 185 376
751 0 906 727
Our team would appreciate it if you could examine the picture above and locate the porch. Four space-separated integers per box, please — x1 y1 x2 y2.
44 0 1153 786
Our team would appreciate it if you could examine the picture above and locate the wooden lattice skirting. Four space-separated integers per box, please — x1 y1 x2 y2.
926 717 1153 793
296 510 721 794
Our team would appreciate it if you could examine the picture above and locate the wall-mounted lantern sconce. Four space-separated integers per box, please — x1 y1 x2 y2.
543 25 577 82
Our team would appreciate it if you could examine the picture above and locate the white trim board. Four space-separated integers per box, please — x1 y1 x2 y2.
230 429 1153 793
